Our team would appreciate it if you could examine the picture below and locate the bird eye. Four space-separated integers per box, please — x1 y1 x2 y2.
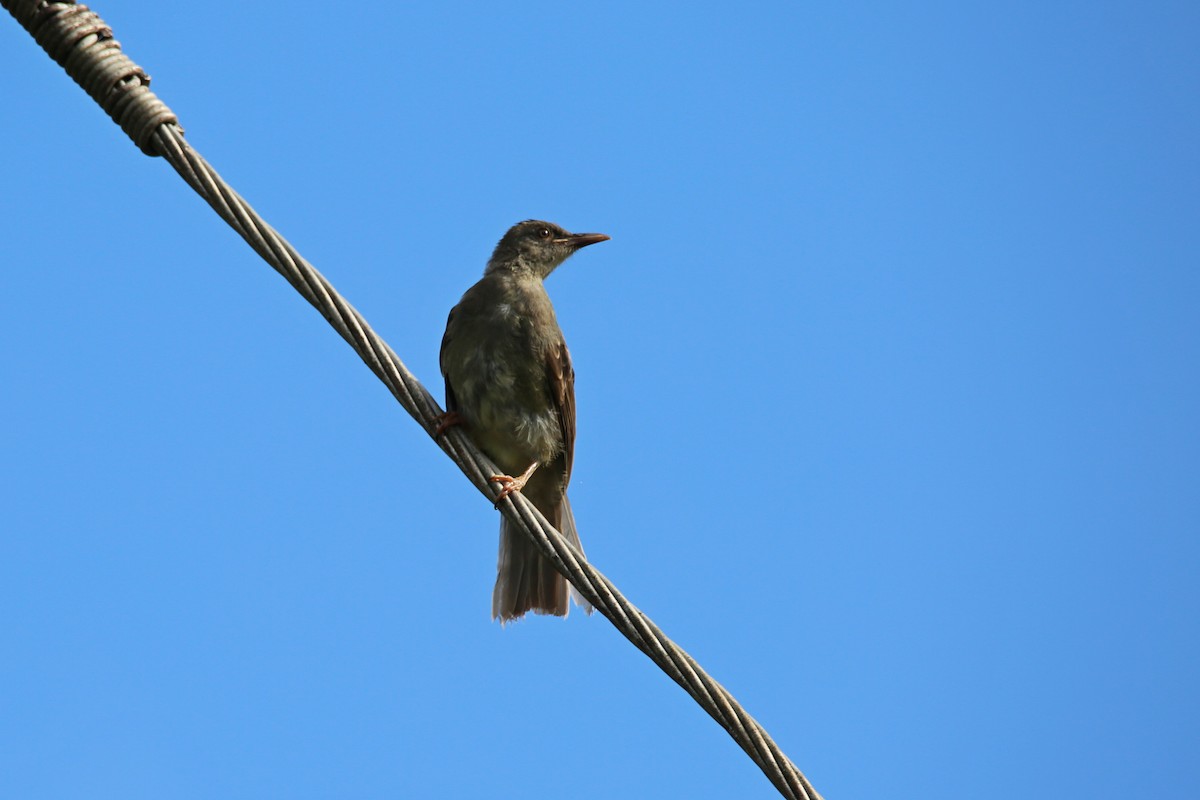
538 227 551 239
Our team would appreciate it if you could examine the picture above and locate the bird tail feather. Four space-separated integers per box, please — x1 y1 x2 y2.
492 495 593 623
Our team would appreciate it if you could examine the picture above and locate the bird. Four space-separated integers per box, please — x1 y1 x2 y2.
439 220 609 623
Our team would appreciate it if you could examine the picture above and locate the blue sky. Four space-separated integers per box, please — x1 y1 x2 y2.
2 2 1198 798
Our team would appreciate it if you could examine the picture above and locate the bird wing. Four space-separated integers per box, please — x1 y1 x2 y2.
548 338 576 483
439 307 459 413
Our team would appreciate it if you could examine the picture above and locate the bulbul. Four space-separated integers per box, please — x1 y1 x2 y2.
439 220 609 623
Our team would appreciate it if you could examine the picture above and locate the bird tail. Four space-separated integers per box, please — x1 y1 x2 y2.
492 495 594 623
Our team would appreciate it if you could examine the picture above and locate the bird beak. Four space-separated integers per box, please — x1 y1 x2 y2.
556 233 610 250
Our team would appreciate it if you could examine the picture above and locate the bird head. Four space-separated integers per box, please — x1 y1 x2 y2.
485 220 609 279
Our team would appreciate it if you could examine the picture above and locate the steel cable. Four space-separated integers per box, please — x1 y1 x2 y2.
2 3 824 798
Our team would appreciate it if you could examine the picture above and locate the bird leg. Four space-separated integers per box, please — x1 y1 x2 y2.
489 461 540 505
434 410 465 437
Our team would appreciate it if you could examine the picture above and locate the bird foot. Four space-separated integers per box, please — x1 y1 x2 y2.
434 411 465 437
489 461 540 506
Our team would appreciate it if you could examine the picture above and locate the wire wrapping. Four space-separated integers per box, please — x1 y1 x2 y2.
2 3 824 798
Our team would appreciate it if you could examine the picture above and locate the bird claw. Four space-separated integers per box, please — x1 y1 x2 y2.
488 474 526 504
434 411 465 437
488 462 540 507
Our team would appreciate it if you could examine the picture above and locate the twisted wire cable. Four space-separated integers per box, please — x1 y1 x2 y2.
2 3 824 798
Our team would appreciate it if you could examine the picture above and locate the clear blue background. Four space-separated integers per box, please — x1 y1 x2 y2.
2 3 1197 798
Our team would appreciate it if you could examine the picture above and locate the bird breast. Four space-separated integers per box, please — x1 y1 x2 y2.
446 283 564 470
